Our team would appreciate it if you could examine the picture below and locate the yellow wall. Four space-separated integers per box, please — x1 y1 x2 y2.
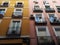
0 0 29 44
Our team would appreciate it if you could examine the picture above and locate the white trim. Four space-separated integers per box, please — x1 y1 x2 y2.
36 26 50 36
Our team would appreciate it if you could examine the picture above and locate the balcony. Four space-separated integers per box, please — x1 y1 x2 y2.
49 17 60 25
33 5 43 13
12 9 23 18
15 2 23 8
0 2 8 7
36 26 55 45
38 36 55 45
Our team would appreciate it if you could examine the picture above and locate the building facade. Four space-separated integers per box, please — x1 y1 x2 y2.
0 0 60 45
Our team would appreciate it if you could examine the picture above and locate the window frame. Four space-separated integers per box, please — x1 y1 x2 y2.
36 26 50 36
8 19 22 34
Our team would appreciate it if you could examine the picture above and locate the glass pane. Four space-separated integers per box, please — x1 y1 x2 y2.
55 28 60 31
38 27 46 31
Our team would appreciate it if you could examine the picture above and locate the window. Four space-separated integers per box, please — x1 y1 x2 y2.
36 26 50 36
15 1 24 8
48 14 57 22
3 2 8 5
13 8 23 16
16 9 22 11
56 6 60 12
55 28 60 31
48 13 57 18
0 8 7 13
45 6 50 9
1 1 10 7
0 8 7 18
38 27 46 31
8 19 22 35
36 26 51 44
34 13 44 23
43 1 49 5
34 5 40 10
0 9 5 11
35 13 42 17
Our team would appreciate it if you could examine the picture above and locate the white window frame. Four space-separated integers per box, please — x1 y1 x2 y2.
36 26 50 36
8 19 22 34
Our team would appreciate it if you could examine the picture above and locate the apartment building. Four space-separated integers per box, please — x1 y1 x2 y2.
0 0 60 45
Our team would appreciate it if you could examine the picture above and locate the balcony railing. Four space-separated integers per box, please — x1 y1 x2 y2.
38 36 55 45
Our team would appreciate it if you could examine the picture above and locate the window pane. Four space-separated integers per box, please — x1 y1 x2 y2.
55 28 60 31
38 28 46 31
